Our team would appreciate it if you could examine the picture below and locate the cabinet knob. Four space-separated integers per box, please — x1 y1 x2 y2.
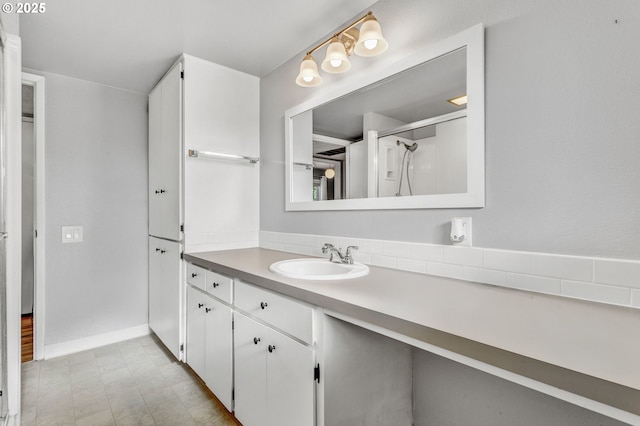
191 273 198 278
160 249 166 254
212 282 219 288
260 302 268 310
155 248 161 252
268 345 276 353
253 337 261 345
205 307 212 313
198 303 204 308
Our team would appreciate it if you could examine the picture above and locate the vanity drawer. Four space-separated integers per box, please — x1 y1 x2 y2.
206 270 233 304
187 263 206 290
234 281 313 344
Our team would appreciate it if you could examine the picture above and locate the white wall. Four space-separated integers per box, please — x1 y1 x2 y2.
32 70 149 346
260 0 640 260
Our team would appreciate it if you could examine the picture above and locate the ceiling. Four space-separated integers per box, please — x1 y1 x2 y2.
313 48 467 141
20 0 377 94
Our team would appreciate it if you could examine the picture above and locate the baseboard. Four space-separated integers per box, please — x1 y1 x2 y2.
43 324 151 359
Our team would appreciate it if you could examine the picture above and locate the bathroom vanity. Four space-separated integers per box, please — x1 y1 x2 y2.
183 248 640 426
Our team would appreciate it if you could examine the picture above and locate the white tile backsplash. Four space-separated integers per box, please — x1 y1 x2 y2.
462 266 506 286
531 254 593 282
593 259 640 289
505 273 561 295
259 231 640 309
561 280 630 306
383 241 411 259
427 262 463 280
483 249 532 274
443 246 483 267
410 243 444 262
396 259 428 274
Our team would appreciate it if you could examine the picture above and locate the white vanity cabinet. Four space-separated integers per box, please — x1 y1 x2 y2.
186 283 233 411
234 282 316 426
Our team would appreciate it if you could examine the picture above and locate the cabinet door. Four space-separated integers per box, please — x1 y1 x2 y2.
267 328 315 426
186 286 206 380
149 62 182 240
234 313 267 426
204 296 233 411
148 237 181 359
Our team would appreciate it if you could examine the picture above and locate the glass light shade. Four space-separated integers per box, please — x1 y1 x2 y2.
321 39 351 73
354 15 388 57
324 168 336 179
295 55 323 87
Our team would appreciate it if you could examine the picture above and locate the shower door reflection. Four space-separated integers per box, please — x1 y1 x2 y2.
375 115 467 198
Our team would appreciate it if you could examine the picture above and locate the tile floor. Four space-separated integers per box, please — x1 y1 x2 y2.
20 334 238 425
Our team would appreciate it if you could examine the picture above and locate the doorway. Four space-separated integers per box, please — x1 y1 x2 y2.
21 72 45 362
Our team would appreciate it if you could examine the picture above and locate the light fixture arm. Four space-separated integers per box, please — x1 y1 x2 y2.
306 11 373 56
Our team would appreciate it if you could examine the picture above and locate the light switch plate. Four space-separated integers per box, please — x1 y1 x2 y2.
62 225 83 243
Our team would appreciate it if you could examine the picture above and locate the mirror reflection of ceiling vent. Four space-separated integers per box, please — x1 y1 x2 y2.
316 147 346 156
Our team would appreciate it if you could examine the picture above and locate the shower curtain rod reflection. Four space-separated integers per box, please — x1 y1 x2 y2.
188 149 259 164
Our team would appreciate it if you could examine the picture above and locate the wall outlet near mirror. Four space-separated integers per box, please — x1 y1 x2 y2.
450 217 471 246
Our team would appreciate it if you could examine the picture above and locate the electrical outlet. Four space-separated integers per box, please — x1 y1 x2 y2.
61 226 83 243
451 217 472 247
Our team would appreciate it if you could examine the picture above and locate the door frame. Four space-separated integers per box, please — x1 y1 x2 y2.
21 72 45 360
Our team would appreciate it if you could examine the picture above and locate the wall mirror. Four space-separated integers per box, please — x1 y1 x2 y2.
284 24 484 211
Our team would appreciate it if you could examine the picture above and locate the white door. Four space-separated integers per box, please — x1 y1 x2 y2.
267 328 315 426
148 237 181 359
234 312 268 426
186 286 206 380
149 62 182 240
204 296 233 411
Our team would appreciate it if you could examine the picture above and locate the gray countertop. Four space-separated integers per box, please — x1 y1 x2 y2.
184 248 640 416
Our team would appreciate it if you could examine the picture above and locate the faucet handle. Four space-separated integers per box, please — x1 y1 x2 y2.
345 246 358 263
322 243 335 254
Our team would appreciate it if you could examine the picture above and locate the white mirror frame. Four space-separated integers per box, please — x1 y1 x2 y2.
285 23 484 211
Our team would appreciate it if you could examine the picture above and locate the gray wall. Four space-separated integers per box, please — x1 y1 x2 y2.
260 0 640 260
38 71 148 345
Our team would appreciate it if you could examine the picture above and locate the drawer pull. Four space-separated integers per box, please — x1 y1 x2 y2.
253 337 261 345
268 345 276 353
191 273 198 278
205 307 212 313
212 282 220 288
198 303 204 308
260 302 268 310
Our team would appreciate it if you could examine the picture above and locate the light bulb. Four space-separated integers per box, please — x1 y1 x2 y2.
363 39 378 50
330 59 342 68
302 75 313 83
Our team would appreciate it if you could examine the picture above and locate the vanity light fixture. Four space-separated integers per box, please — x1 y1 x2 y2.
296 11 388 87
447 94 468 106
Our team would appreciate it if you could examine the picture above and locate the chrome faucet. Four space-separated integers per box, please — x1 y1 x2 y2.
322 243 358 264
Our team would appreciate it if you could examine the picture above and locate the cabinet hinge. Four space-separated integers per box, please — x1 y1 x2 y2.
180 224 184 232
180 70 184 79
0 390 3 396
180 344 184 352
180 252 184 260
34 229 38 238
314 364 320 383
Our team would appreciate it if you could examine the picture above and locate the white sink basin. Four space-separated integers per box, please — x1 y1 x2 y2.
269 258 369 280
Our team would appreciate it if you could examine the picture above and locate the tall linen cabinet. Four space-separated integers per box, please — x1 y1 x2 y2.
148 54 259 360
